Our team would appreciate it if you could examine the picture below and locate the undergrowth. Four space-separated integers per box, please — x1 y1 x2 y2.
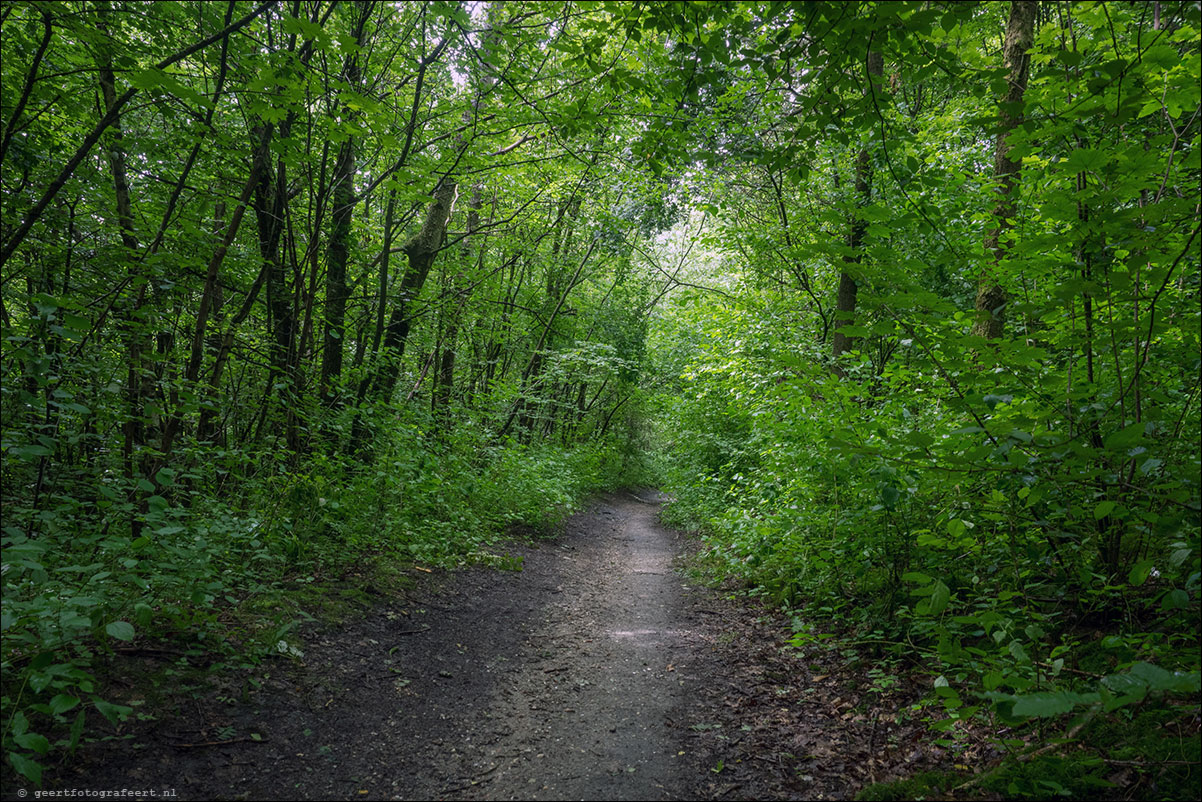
651 319 1201 799
1 404 642 786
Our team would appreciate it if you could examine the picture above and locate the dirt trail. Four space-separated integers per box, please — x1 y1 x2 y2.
38 492 934 801
463 490 688 800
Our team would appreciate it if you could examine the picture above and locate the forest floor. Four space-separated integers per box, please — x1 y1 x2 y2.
21 492 961 801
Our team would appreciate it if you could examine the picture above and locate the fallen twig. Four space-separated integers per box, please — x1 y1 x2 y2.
115 646 189 658
171 736 267 748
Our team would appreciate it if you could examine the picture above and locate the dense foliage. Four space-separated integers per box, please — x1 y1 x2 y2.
2 0 1199 795
640 1 1201 796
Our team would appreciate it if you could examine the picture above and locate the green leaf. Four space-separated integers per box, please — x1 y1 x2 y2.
67 710 86 753
1161 589 1189 610
1127 560 1153 586
93 699 133 725
1128 662 1201 693
927 580 950 615
14 732 51 755
29 652 55 671
1103 422 1145 450
1102 672 1147 698
1102 662 1200 697
30 666 62 693
837 324 870 338
1094 500 1116 520
7 751 42 785
8 444 53 459
932 674 960 703
127 68 169 90
48 694 80 715
1011 690 1097 718
1063 147 1112 173
105 621 135 641
62 313 90 333
983 394 1012 409
280 14 325 39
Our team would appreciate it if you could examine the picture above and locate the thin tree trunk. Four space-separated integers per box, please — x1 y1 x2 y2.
318 4 371 406
96 13 148 536
831 48 883 368
347 190 399 453
170 155 263 453
432 185 482 425
318 136 356 404
198 256 274 442
501 237 598 439
369 178 459 403
973 0 1038 339
252 122 293 385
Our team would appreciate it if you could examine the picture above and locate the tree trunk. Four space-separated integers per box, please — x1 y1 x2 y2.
432 184 482 425
347 190 398 452
369 178 459 403
251 123 293 388
973 0 1038 339
318 140 356 404
96 13 149 536
502 236 597 439
173 153 263 454
831 48 883 367
318 4 371 406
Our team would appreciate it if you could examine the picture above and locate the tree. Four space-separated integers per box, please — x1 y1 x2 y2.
831 48 884 366
972 0 1038 339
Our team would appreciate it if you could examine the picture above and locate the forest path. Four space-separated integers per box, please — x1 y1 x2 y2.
439 489 689 800
47 493 929 801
